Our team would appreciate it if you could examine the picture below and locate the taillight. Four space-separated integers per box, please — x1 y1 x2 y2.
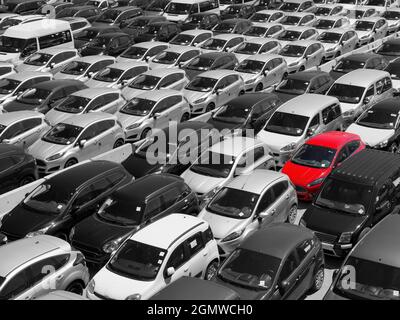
73 252 86 267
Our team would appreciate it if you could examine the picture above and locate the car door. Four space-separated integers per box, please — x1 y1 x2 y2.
163 242 191 285
184 232 207 278
224 37 244 52
376 76 394 102
119 65 148 87
0 156 19 193
142 195 165 227
291 239 316 297
254 186 277 227
270 180 292 222
361 85 375 113
165 95 185 122
373 182 394 223
93 119 117 154
152 97 171 130
17 118 44 148
76 122 101 160
306 113 322 137
0 121 25 146
215 75 239 105
275 250 302 300
304 45 316 69
99 93 121 114
159 73 187 91
321 103 342 131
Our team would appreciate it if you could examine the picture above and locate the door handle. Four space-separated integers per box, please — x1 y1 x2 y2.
271 209 276 215
285 194 290 199
203 252 208 257
56 274 64 281
184 268 189 272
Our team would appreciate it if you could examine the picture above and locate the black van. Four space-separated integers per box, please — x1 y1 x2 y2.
301 149 400 257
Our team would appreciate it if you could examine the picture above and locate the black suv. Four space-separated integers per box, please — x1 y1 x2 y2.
0 144 37 195
0 0 45 15
70 173 199 268
301 149 400 257
134 21 180 43
80 32 132 57
0 161 132 242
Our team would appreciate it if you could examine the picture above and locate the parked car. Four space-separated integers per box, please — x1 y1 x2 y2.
279 0 317 13
200 34 245 54
1 0 46 15
116 42 169 63
212 19 252 35
93 6 143 27
381 8 400 34
354 17 388 46
280 12 316 27
276 25 318 47
347 7 378 25
27 113 126 176
221 4 256 20
0 144 38 194
70 174 199 267
314 3 346 16
0 235 90 299
149 47 201 70
56 5 102 23
317 28 358 60
244 22 285 40
2 79 87 114
233 39 282 62
35 1 74 16
301 149 400 257
282 131 365 201
121 15 167 39
73 25 121 49
0 15 44 35
134 21 180 43
375 38 400 63
0 160 132 241
313 16 350 31
117 89 191 142
249 9 286 23
180 12 221 31
169 29 213 48
86 214 220 300
80 33 132 57
213 223 325 299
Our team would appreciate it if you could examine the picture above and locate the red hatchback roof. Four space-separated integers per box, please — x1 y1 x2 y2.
306 131 361 149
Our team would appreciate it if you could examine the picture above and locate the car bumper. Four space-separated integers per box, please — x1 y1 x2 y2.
216 237 244 258
294 185 321 201
189 102 208 115
35 158 63 177
244 83 256 92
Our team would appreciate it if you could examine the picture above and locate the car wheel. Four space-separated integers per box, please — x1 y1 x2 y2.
357 227 371 242
113 139 124 149
140 128 151 140
299 66 305 72
64 158 77 169
65 281 84 295
388 142 398 153
310 267 324 293
180 112 190 123
255 83 263 92
19 175 35 187
206 102 215 112
287 205 298 224
204 260 219 281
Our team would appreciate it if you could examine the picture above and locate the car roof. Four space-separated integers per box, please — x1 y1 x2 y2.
342 52 382 61
221 18 251 24
62 112 117 127
357 16 383 22
288 70 329 81
131 214 206 250
31 79 84 90
289 39 320 46
209 136 265 157
256 9 285 14
198 52 233 59
195 69 238 79
6 71 52 81
61 16 89 23
316 3 341 8
191 12 218 16
0 111 44 126
143 68 185 77
243 37 279 45
240 223 313 260
132 41 168 49
321 27 352 34
75 55 115 64
384 38 400 45
178 29 212 36
213 33 244 40
97 32 129 39
244 53 281 62
36 48 77 55
86 25 120 31
135 89 182 101
278 94 339 116
334 69 389 86
306 131 361 149
369 98 400 113
227 169 287 194
164 46 201 54
251 22 283 28
107 61 148 70
148 21 176 26
283 25 315 31
0 143 25 156
285 12 315 17
72 87 120 99
0 235 70 278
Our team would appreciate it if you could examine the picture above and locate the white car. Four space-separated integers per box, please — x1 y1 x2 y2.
235 54 288 92
148 46 201 70
116 42 169 63
347 7 378 24
180 136 275 196
354 17 388 46
243 22 285 40
280 12 317 27
117 89 191 142
85 62 149 89
198 169 298 258
233 38 282 62
182 70 245 115
277 26 319 47
168 29 213 48
121 68 189 101
314 16 350 32
249 9 286 23
314 4 347 16
317 28 358 59
279 40 326 73
86 214 220 300
279 0 316 13
199 34 245 54
363 0 398 13
381 8 400 33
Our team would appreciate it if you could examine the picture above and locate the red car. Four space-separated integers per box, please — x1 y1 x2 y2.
282 131 365 201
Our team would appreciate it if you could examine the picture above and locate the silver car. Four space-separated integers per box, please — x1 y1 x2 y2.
233 38 282 62
116 42 169 63
199 34 245 54
198 169 298 258
117 89 191 142
317 28 358 60
27 113 125 175
243 22 285 40
0 111 50 148
46 88 126 126
169 29 213 48
0 235 90 300
148 46 201 70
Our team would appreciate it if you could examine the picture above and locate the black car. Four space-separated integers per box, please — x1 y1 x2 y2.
221 4 256 20
121 15 166 39
330 53 388 80
207 93 282 134
35 1 74 15
0 144 37 195
385 57 400 84
150 277 240 300
212 19 252 35
0 0 45 15
3 79 87 114
301 149 400 258
122 121 220 178
274 71 334 102
134 21 180 43
116 0 149 8
56 5 102 23
74 25 121 49
80 32 132 56
143 0 170 16
182 52 238 80
181 12 221 31
70 173 199 267
375 38 400 63
213 223 325 299
93 6 143 27
0 160 132 242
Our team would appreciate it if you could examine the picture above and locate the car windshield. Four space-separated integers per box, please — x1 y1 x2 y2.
282 16 301 25
93 67 124 82
129 74 160 90
334 257 400 300
207 187 259 218
89 37 110 48
234 42 261 55
120 46 148 59
315 178 372 214
315 19 335 29
276 78 309 94
244 26 268 37
280 44 305 57
382 11 400 20
280 2 300 11
97 196 146 226
212 101 251 124
76 29 100 41
165 2 192 14
16 88 52 105
23 183 73 214
185 15 203 23
265 111 309 136
185 57 214 70
55 95 91 114
315 7 331 16
235 59 264 74
218 248 281 290
278 30 301 41
144 25 162 34
364 0 385 6
24 53 52 66
97 10 120 23
61 61 90 75
108 240 167 281
190 151 235 178
386 62 400 80
0 78 20 94
333 58 365 72
250 13 271 22
292 144 336 168
214 22 236 33
377 43 400 56
42 123 83 145
355 21 374 31
201 38 227 51
357 108 399 129
317 32 341 43
120 97 156 116
169 34 194 46
185 77 217 92
57 8 78 18
152 51 180 64
327 83 364 104
0 36 31 53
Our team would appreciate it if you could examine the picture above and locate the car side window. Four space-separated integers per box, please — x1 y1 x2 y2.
309 114 320 128
322 104 336 124
256 188 275 214
103 93 119 106
279 251 300 281
296 240 313 262
272 180 288 199
0 157 16 172
21 118 42 132
193 34 211 45
346 140 360 154
365 85 375 99
0 269 31 300
165 243 187 272
253 146 265 162
202 226 214 244
1 122 24 140
215 76 229 90
180 50 200 63
226 38 243 50
154 98 171 113
88 96 106 111
96 120 115 135
336 146 350 164
106 171 126 188
144 197 163 220
121 66 147 80
79 123 98 141
161 186 181 208
382 77 392 93
159 73 183 88
186 232 205 258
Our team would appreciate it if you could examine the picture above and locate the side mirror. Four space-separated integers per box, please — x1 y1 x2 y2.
279 280 290 294
306 126 316 137
166 267 175 277
363 97 371 105
333 269 339 279
214 88 220 95
376 200 390 212
394 90 400 97
2 139 10 144
78 139 87 148
49 62 55 69
87 72 94 78
153 112 161 119
262 69 268 76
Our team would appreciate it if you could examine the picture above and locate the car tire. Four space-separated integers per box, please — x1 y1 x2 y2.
357 227 371 242
388 142 398 153
286 205 298 224
65 281 85 295
64 158 78 169
140 128 151 140
113 139 124 149
309 267 324 293
180 112 190 123
255 83 263 92
19 175 35 187
206 102 215 112
204 260 219 281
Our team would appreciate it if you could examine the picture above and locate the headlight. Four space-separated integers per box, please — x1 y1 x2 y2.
193 96 208 104
280 142 297 153
327 47 336 51
245 78 256 84
126 123 141 130
126 293 141 300
102 237 125 253
45 152 65 161
87 279 95 294
289 61 300 66
26 225 52 238
377 140 388 148
361 34 370 39
69 227 75 241
307 177 325 187
338 232 352 244
222 229 245 242
342 110 354 118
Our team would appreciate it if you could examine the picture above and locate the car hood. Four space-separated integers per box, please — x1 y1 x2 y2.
346 124 394 147
206 117 241 131
234 53 251 63
15 64 43 73
199 209 248 239
213 277 270 300
46 109 79 126
355 30 372 39
117 112 145 128
181 169 224 194
86 79 114 88
3 100 39 112
27 140 69 160
257 130 303 153
183 68 203 80
303 205 369 235
181 89 208 103
121 87 146 100
121 153 159 178
282 161 329 186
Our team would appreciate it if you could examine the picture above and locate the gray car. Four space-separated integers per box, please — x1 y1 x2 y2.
0 235 90 300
